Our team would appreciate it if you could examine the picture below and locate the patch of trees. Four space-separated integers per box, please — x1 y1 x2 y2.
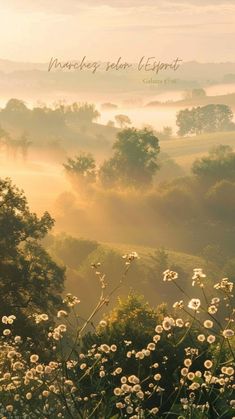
149 145 235 254
63 137 235 255
66 140 235 257
64 128 160 189
1 99 100 127
0 99 101 149
60 102 100 125
0 124 31 160
147 144 234 254
183 88 207 100
176 104 234 136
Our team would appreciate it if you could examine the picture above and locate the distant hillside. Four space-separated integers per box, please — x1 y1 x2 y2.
102 241 205 272
1 58 235 78
176 61 235 81
1 59 235 98
147 93 235 108
0 58 47 72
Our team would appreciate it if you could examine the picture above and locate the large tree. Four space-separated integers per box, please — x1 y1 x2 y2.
0 178 65 345
100 128 160 188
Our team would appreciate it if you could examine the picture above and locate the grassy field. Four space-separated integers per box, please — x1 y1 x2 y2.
160 131 235 170
46 235 217 318
102 241 206 272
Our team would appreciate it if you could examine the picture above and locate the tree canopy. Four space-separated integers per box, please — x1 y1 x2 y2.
114 114 132 128
176 104 234 136
0 178 65 345
63 153 96 183
100 128 160 188
192 145 235 182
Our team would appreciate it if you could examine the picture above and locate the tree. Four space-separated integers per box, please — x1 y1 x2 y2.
192 145 235 183
183 88 206 101
1 99 30 129
114 114 132 128
0 125 8 142
64 103 100 125
4 98 27 113
0 125 9 150
191 88 207 98
176 108 195 136
206 180 235 221
63 153 96 183
18 131 32 160
176 104 234 136
162 126 172 139
5 136 20 160
106 120 115 127
157 152 185 182
99 128 160 188
0 178 65 346
155 127 173 141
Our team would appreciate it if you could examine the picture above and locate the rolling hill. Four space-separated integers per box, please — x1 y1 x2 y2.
160 131 235 170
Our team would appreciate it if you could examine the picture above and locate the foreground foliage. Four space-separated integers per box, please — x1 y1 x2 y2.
0 178 65 346
0 254 234 418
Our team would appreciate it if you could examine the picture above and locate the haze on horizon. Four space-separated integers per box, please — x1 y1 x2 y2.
0 0 234 63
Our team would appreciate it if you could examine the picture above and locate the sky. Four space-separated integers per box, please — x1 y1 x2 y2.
0 0 235 63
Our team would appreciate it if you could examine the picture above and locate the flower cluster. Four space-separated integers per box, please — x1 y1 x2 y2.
0 261 234 418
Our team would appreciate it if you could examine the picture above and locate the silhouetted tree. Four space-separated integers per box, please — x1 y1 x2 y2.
100 128 160 188
115 114 132 128
64 153 96 184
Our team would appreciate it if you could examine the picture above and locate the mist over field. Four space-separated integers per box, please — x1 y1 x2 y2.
1 60 235 418
0 76 235 234
1 0 235 415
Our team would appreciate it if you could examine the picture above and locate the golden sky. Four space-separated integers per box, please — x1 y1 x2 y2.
0 0 235 62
